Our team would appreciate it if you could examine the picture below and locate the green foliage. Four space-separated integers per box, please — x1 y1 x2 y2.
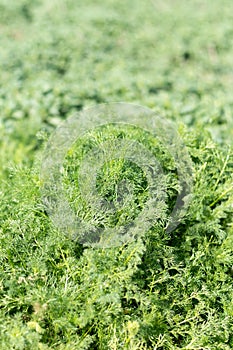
0 0 233 349
62 124 177 236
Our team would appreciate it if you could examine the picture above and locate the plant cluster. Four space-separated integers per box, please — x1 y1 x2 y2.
0 0 233 349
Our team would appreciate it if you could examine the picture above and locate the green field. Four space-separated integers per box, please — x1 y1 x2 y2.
0 1 233 349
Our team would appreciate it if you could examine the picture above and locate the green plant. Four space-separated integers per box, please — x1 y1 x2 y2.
0 0 233 348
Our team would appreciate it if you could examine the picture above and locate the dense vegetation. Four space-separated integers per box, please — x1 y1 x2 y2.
0 0 233 349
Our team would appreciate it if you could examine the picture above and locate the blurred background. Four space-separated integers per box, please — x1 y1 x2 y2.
0 0 233 158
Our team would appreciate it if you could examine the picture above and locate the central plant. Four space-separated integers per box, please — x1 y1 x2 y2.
62 124 179 243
